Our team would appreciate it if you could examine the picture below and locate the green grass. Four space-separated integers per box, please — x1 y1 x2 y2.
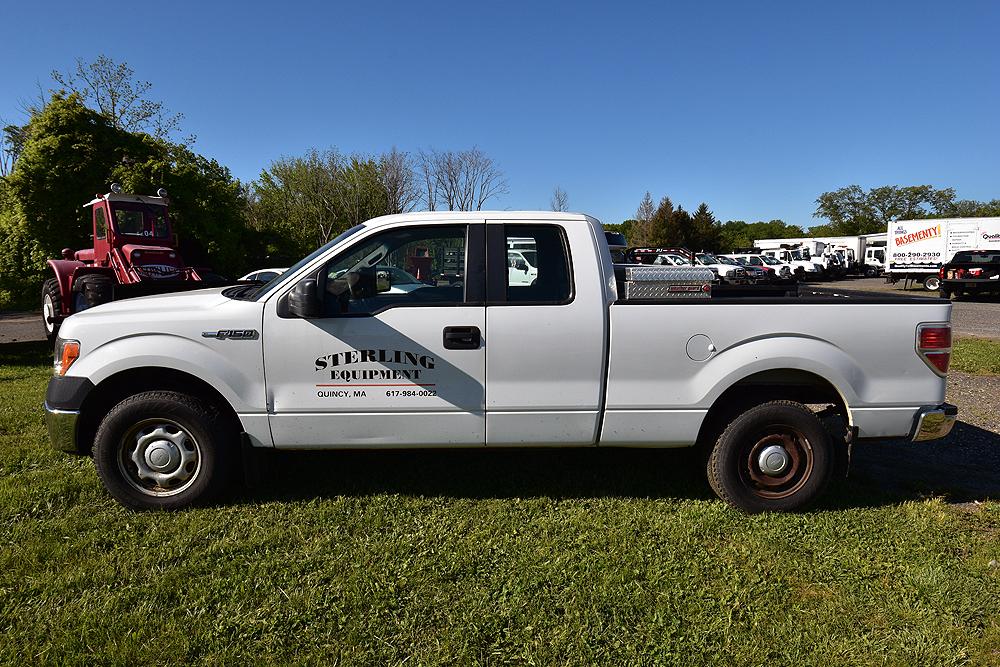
3 340 1000 665
952 337 1000 375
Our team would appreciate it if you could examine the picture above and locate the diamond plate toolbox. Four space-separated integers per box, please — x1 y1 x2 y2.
622 265 714 299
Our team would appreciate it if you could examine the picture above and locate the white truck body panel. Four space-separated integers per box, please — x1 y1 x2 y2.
887 217 1000 275
484 217 611 446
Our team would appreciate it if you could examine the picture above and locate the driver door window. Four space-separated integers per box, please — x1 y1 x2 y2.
320 225 467 315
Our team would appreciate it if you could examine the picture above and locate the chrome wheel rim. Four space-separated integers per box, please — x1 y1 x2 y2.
117 419 202 497
740 424 814 500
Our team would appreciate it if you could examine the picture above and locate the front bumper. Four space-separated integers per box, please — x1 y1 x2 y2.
911 403 958 442
44 402 80 453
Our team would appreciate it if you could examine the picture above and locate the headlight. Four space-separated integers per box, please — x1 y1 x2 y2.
54 338 80 376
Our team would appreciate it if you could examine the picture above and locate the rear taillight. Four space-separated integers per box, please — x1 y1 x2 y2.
938 268 945 278
916 324 951 376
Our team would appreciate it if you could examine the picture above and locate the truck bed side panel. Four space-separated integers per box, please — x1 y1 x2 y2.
602 301 951 444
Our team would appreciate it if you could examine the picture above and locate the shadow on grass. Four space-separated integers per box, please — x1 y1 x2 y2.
243 447 713 503
238 420 1000 510
0 340 51 367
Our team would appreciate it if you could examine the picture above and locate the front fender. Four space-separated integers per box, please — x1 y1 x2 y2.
68 333 266 414
46 259 85 315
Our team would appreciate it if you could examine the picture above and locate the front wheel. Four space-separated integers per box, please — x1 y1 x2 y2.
41 278 63 343
707 401 835 513
93 391 237 510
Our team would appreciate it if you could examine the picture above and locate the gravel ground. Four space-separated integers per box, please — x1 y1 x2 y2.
849 371 1000 503
0 311 43 344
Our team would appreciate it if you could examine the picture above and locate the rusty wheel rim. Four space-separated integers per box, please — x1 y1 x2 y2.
740 424 814 499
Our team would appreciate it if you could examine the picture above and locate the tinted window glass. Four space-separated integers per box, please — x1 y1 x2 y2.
321 225 466 315
95 207 107 240
504 225 571 304
114 204 169 238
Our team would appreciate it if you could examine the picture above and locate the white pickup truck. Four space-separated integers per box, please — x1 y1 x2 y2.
45 212 957 513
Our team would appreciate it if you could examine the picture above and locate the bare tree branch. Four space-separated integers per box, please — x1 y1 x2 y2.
51 55 185 140
378 147 420 214
550 186 569 212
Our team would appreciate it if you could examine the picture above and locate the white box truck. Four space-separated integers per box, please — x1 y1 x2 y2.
886 218 1000 291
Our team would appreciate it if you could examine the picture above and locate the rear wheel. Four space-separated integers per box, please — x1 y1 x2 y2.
707 401 834 513
41 278 63 343
939 286 953 300
93 391 237 510
922 275 941 291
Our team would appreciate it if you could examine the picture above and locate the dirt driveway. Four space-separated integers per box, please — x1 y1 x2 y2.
0 312 43 344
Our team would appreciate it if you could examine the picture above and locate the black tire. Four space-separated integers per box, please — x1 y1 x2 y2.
42 278 63 343
939 287 952 300
922 275 941 291
93 391 237 510
707 400 835 513
73 274 114 309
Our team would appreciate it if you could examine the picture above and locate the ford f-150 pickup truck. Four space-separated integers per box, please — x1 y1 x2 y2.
44 212 958 512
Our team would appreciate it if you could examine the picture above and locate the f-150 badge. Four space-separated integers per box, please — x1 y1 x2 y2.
202 329 259 340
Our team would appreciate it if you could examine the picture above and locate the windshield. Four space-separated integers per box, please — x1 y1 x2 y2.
696 253 720 264
112 203 170 238
760 256 782 266
251 224 366 300
953 251 1000 263
717 256 739 265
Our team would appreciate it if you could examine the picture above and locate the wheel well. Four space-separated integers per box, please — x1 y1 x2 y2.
696 369 848 448
76 367 243 455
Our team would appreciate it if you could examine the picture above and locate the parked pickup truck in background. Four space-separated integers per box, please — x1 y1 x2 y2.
44 212 957 513
939 249 1000 299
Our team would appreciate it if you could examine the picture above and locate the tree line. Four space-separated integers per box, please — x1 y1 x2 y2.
2 55 998 309
605 183 1000 256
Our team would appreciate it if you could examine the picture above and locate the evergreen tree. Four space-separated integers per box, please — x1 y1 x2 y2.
691 202 721 251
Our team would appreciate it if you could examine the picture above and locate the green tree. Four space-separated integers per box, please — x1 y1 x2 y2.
690 203 720 252
110 137 249 274
603 220 634 241
6 94 138 255
813 184 956 235
251 149 391 262
648 196 676 246
0 93 253 307
719 219 805 252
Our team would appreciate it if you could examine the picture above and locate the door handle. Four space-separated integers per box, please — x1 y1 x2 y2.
443 326 481 350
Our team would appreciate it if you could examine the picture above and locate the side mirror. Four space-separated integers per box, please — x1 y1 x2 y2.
288 278 323 318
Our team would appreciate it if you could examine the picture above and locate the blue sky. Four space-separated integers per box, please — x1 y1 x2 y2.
3 0 998 227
